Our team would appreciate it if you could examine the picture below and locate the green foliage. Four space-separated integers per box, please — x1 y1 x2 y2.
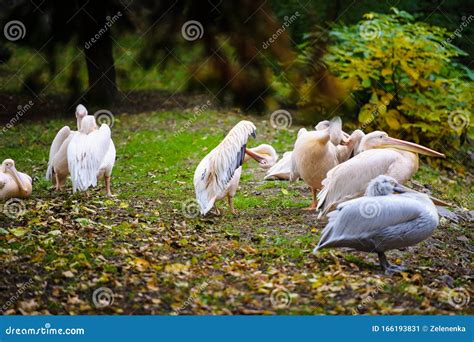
322 8 473 154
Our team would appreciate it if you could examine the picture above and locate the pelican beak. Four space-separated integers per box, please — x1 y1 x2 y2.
393 184 414 194
8 166 28 194
340 134 350 146
245 148 265 163
380 137 445 158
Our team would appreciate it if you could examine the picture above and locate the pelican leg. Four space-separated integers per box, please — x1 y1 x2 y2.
227 195 237 215
54 172 60 191
377 252 405 275
212 205 221 216
105 176 113 197
303 188 318 211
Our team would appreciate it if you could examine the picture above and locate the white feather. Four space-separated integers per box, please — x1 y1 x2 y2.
68 124 112 192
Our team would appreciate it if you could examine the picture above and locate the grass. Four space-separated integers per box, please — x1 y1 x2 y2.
0 108 472 315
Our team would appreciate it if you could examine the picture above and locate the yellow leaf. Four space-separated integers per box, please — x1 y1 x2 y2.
165 263 189 274
385 109 401 130
358 106 374 123
132 257 150 272
381 68 392 76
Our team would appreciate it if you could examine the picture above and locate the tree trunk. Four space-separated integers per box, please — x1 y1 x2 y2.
80 1 117 106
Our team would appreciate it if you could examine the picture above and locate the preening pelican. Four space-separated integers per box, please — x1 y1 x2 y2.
194 120 270 215
314 175 439 273
67 116 116 195
317 131 445 216
290 117 348 210
0 159 32 200
46 104 88 190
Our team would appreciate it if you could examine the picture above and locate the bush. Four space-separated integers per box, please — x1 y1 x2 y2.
322 8 473 157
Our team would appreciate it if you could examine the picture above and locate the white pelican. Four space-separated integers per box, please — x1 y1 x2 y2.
194 120 272 215
0 159 32 200
314 175 439 273
264 128 308 181
67 116 116 196
317 131 445 216
46 104 88 190
290 117 348 210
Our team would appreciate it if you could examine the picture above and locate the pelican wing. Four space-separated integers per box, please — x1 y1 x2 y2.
99 140 116 176
194 120 256 214
264 151 292 180
317 149 400 214
316 195 425 251
68 124 111 192
46 126 71 180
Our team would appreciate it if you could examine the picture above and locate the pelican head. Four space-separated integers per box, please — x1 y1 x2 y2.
359 131 445 157
245 144 278 169
1 159 28 193
76 104 88 118
365 175 414 196
79 115 98 134
75 104 88 130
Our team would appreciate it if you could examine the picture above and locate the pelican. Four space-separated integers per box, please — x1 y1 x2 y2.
67 116 116 196
290 117 349 210
194 120 273 215
314 175 439 273
0 159 32 200
317 131 445 216
46 104 88 190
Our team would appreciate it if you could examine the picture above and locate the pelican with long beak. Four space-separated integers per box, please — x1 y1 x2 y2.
194 120 276 215
46 104 88 190
314 175 439 274
317 131 445 216
0 159 33 200
290 117 352 210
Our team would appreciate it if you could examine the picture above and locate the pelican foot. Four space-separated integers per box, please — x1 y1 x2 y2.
302 206 317 211
384 264 406 276
377 252 405 275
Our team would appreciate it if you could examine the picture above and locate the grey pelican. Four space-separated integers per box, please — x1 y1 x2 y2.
314 175 439 274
